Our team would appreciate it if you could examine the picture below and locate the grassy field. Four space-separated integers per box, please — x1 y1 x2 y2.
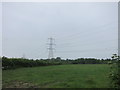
2 64 111 88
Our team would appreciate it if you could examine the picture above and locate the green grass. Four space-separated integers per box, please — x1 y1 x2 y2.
2 64 111 88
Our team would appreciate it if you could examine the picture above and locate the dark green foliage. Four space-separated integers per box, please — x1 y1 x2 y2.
71 58 111 64
2 56 112 70
109 54 120 88
2 56 62 70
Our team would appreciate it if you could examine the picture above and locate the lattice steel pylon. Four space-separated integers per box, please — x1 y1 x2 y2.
47 37 55 59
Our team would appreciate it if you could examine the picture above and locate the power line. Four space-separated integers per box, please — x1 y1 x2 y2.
56 47 117 53
56 22 117 42
56 38 117 48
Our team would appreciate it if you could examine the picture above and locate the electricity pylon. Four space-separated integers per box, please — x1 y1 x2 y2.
48 37 55 59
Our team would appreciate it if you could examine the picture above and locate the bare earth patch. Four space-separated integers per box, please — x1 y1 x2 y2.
3 81 40 88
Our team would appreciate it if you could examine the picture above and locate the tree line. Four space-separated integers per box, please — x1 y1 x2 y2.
2 56 114 70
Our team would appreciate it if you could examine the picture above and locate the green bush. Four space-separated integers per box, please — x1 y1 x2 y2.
109 54 120 88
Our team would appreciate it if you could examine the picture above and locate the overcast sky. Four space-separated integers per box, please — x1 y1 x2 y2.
2 2 118 59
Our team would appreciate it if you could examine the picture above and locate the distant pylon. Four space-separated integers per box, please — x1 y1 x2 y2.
48 37 55 59
22 54 26 59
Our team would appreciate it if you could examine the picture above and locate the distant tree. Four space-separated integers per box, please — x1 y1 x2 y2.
56 57 61 61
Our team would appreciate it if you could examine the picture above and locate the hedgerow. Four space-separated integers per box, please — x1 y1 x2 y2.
2 56 112 70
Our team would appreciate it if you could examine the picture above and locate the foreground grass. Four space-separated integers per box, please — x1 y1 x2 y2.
2 64 110 88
